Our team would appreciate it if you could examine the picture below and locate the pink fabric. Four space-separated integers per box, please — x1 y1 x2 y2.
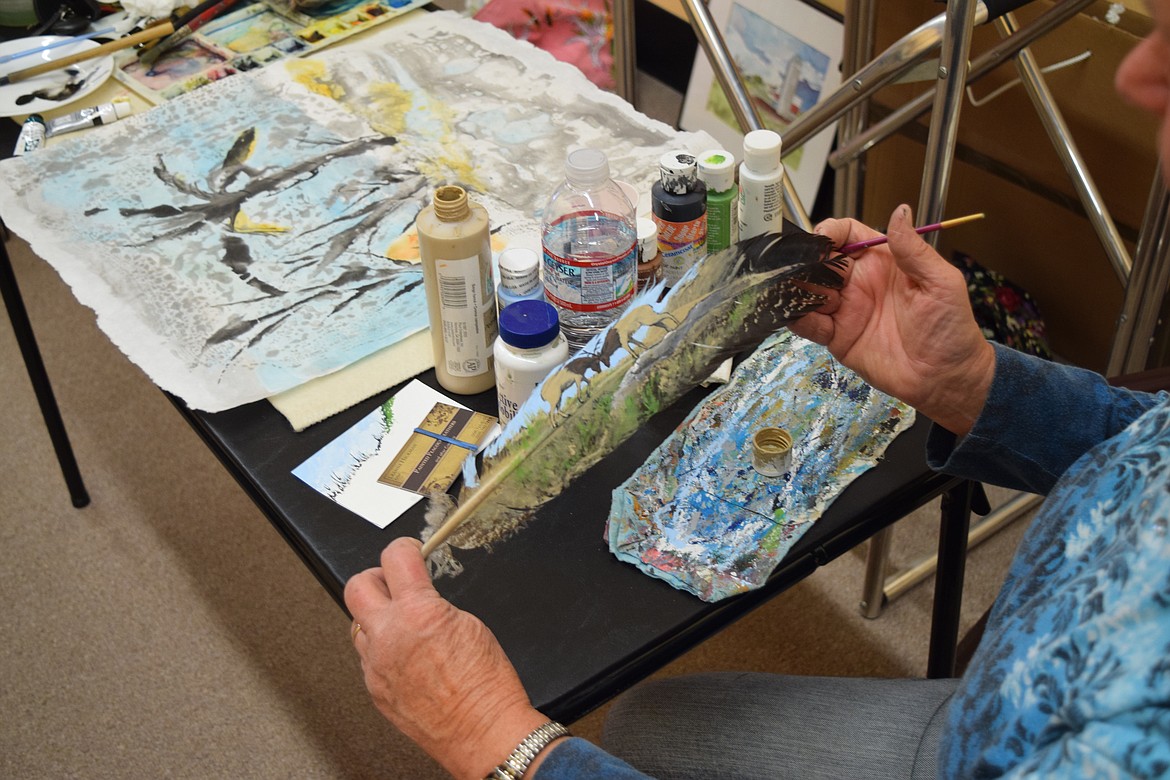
474 0 614 90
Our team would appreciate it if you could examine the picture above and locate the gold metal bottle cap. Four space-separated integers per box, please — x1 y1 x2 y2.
752 427 793 477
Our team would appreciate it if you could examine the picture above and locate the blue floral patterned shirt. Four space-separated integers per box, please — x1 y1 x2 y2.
928 345 1170 778
536 344 1170 778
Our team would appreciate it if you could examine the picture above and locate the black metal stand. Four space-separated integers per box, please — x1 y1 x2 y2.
1 226 89 507
927 481 976 678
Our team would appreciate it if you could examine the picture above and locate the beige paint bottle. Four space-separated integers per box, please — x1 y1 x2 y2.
417 185 498 395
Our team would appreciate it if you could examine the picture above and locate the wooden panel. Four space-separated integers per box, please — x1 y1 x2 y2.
863 135 1131 372
862 0 1157 371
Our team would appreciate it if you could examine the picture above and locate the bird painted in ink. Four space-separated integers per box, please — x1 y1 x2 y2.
209 127 260 191
222 235 283 297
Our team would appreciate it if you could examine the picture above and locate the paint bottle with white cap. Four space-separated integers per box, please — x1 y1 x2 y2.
496 246 546 312
737 129 784 240
635 217 661 293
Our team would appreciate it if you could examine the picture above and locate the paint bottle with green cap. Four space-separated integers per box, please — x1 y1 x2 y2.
698 149 738 254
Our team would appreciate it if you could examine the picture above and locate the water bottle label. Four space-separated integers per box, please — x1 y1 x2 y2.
541 212 636 313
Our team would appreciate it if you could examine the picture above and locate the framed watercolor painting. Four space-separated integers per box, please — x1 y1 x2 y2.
679 0 844 210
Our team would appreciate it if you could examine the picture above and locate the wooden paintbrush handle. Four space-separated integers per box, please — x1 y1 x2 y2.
1 21 174 85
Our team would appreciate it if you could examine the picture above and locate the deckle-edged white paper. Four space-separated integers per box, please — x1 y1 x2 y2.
0 11 715 412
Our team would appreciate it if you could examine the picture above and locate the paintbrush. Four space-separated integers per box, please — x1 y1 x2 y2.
139 0 242 68
0 21 175 86
0 25 120 65
837 212 985 254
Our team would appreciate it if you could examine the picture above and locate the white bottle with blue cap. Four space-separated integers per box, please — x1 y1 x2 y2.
493 300 569 425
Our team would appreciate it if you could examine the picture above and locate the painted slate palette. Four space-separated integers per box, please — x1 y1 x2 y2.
607 330 915 602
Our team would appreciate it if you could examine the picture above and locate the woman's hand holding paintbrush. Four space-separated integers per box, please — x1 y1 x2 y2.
791 204 997 437
0 19 175 86
836 212 984 254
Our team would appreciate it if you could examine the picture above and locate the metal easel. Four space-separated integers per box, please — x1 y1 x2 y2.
612 0 1169 671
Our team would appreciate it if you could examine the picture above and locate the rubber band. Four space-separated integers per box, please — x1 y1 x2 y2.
413 428 478 451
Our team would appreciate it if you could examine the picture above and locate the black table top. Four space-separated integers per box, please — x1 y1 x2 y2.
174 369 958 723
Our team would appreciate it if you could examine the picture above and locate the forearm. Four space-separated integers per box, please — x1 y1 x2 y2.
927 344 1163 494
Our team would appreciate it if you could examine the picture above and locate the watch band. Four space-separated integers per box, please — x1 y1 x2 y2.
486 720 571 780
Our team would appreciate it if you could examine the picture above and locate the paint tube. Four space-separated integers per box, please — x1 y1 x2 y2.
46 98 133 137
13 114 46 156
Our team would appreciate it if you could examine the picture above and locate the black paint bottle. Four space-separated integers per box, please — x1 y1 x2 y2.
651 151 707 287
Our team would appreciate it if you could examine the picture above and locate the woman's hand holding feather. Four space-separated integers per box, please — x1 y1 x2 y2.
345 538 559 779
790 204 995 438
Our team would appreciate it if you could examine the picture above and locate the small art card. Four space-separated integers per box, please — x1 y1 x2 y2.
379 403 497 496
292 380 498 529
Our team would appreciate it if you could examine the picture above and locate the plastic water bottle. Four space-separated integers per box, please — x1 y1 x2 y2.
540 148 638 353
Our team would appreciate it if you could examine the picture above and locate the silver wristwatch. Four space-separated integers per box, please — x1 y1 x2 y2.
486 721 571 779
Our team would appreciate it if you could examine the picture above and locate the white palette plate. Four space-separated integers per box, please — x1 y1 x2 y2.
0 36 114 118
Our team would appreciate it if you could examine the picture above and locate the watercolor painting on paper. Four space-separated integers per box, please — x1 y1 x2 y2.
0 11 715 412
680 0 843 209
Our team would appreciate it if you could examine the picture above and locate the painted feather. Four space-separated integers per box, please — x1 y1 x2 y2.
421 225 848 576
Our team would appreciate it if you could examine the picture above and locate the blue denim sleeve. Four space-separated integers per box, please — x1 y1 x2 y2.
533 738 651 779
926 344 1163 495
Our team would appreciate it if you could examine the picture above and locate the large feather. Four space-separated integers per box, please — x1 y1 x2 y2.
420 225 848 575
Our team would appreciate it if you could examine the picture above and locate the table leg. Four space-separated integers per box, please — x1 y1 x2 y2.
859 526 892 618
1 230 89 508
927 480 974 678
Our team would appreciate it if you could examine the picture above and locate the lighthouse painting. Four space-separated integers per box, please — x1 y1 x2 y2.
680 0 843 209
